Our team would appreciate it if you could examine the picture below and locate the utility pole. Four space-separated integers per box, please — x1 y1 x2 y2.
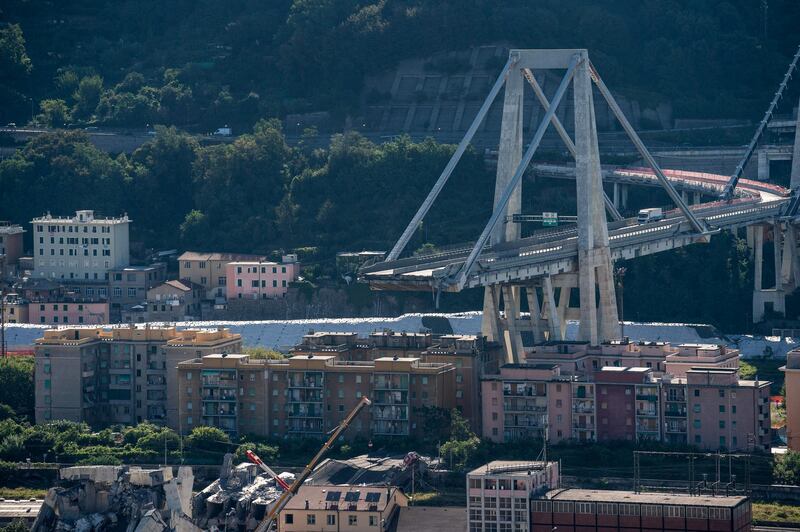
761 0 769 43
0 287 6 360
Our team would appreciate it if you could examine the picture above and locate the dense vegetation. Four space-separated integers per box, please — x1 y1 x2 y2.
1 1 799 129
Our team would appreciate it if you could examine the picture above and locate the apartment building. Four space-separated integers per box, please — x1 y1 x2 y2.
32 210 130 281
481 359 771 451
683 368 771 451
526 339 678 375
176 353 456 440
467 461 560 532
665 344 740 377
108 264 167 319
781 349 800 450
225 256 301 300
293 330 500 431
0 222 25 272
279 484 407 532
29 299 109 325
178 251 266 300
34 325 242 427
1 293 28 324
123 280 203 322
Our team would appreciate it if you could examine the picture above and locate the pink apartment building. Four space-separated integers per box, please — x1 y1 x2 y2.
225 257 301 300
29 300 109 325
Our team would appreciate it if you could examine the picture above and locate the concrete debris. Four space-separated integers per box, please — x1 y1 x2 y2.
193 454 291 531
31 465 195 532
308 453 433 490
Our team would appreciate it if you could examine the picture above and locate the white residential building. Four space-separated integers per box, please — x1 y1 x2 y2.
31 210 131 281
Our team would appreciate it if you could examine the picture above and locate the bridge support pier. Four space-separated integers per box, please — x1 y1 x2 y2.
612 183 629 211
574 56 620 345
752 221 799 323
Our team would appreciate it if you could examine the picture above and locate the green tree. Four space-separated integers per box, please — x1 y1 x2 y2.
773 450 800 485
127 127 199 246
0 24 32 81
439 409 480 471
242 347 285 360
234 442 278 463
186 426 231 456
35 99 71 128
0 359 34 421
72 75 103 119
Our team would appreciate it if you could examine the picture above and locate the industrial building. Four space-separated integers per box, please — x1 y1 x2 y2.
531 489 751 532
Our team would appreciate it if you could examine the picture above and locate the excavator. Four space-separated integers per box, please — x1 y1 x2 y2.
248 396 372 532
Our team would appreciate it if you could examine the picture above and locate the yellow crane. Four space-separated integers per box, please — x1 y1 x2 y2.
254 396 372 532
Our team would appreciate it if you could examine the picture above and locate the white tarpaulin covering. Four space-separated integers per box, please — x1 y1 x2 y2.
5 312 796 358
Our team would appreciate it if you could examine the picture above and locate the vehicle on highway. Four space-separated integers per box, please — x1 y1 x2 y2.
5 122 16 128
637 207 664 224
84 126 99 131
213 126 232 136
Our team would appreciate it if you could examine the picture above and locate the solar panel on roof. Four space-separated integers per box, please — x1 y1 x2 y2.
344 491 361 502
365 492 381 503
325 491 341 502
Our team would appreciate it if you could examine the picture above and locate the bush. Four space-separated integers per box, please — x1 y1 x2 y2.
186 426 231 457
76 455 123 466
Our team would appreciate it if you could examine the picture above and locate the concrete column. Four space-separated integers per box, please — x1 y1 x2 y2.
681 190 688 204
621 184 629 210
693 192 701 205
481 285 501 342
526 286 545 344
501 285 524 364
754 225 764 291
573 54 620 344
792 96 800 190
542 276 562 341
758 150 769 181
774 222 783 291
491 66 524 245
613 182 620 209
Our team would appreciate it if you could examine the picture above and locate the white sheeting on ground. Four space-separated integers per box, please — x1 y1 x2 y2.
5 313 796 358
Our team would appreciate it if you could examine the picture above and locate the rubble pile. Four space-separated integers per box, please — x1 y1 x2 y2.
192 455 290 531
31 465 198 532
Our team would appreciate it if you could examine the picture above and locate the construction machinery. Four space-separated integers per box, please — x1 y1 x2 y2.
254 396 373 532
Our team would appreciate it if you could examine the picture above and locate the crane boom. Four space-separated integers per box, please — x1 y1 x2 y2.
255 396 372 532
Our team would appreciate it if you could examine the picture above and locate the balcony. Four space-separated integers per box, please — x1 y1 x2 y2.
202 389 237 401
373 420 409 436
373 405 408 421
504 401 547 414
287 372 324 389
202 378 237 389
288 406 323 419
664 406 687 417
374 390 408 406
288 419 324 435
636 409 658 417
636 394 658 402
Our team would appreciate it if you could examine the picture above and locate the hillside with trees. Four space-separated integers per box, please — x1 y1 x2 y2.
1 1 799 129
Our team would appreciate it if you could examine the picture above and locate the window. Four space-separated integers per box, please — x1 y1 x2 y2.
719 420 726 429
237 279 242 287
327 515 336 525
114 287 122 297
693 404 701 413
369 515 377 526
694 389 700 397
128 288 137 297
693 420 701 429
307 514 316 525
284 514 293 524
349 515 357 526
719 405 725 413
719 389 725 398
252 280 259 288
469 478 481 489
200 277 207 284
